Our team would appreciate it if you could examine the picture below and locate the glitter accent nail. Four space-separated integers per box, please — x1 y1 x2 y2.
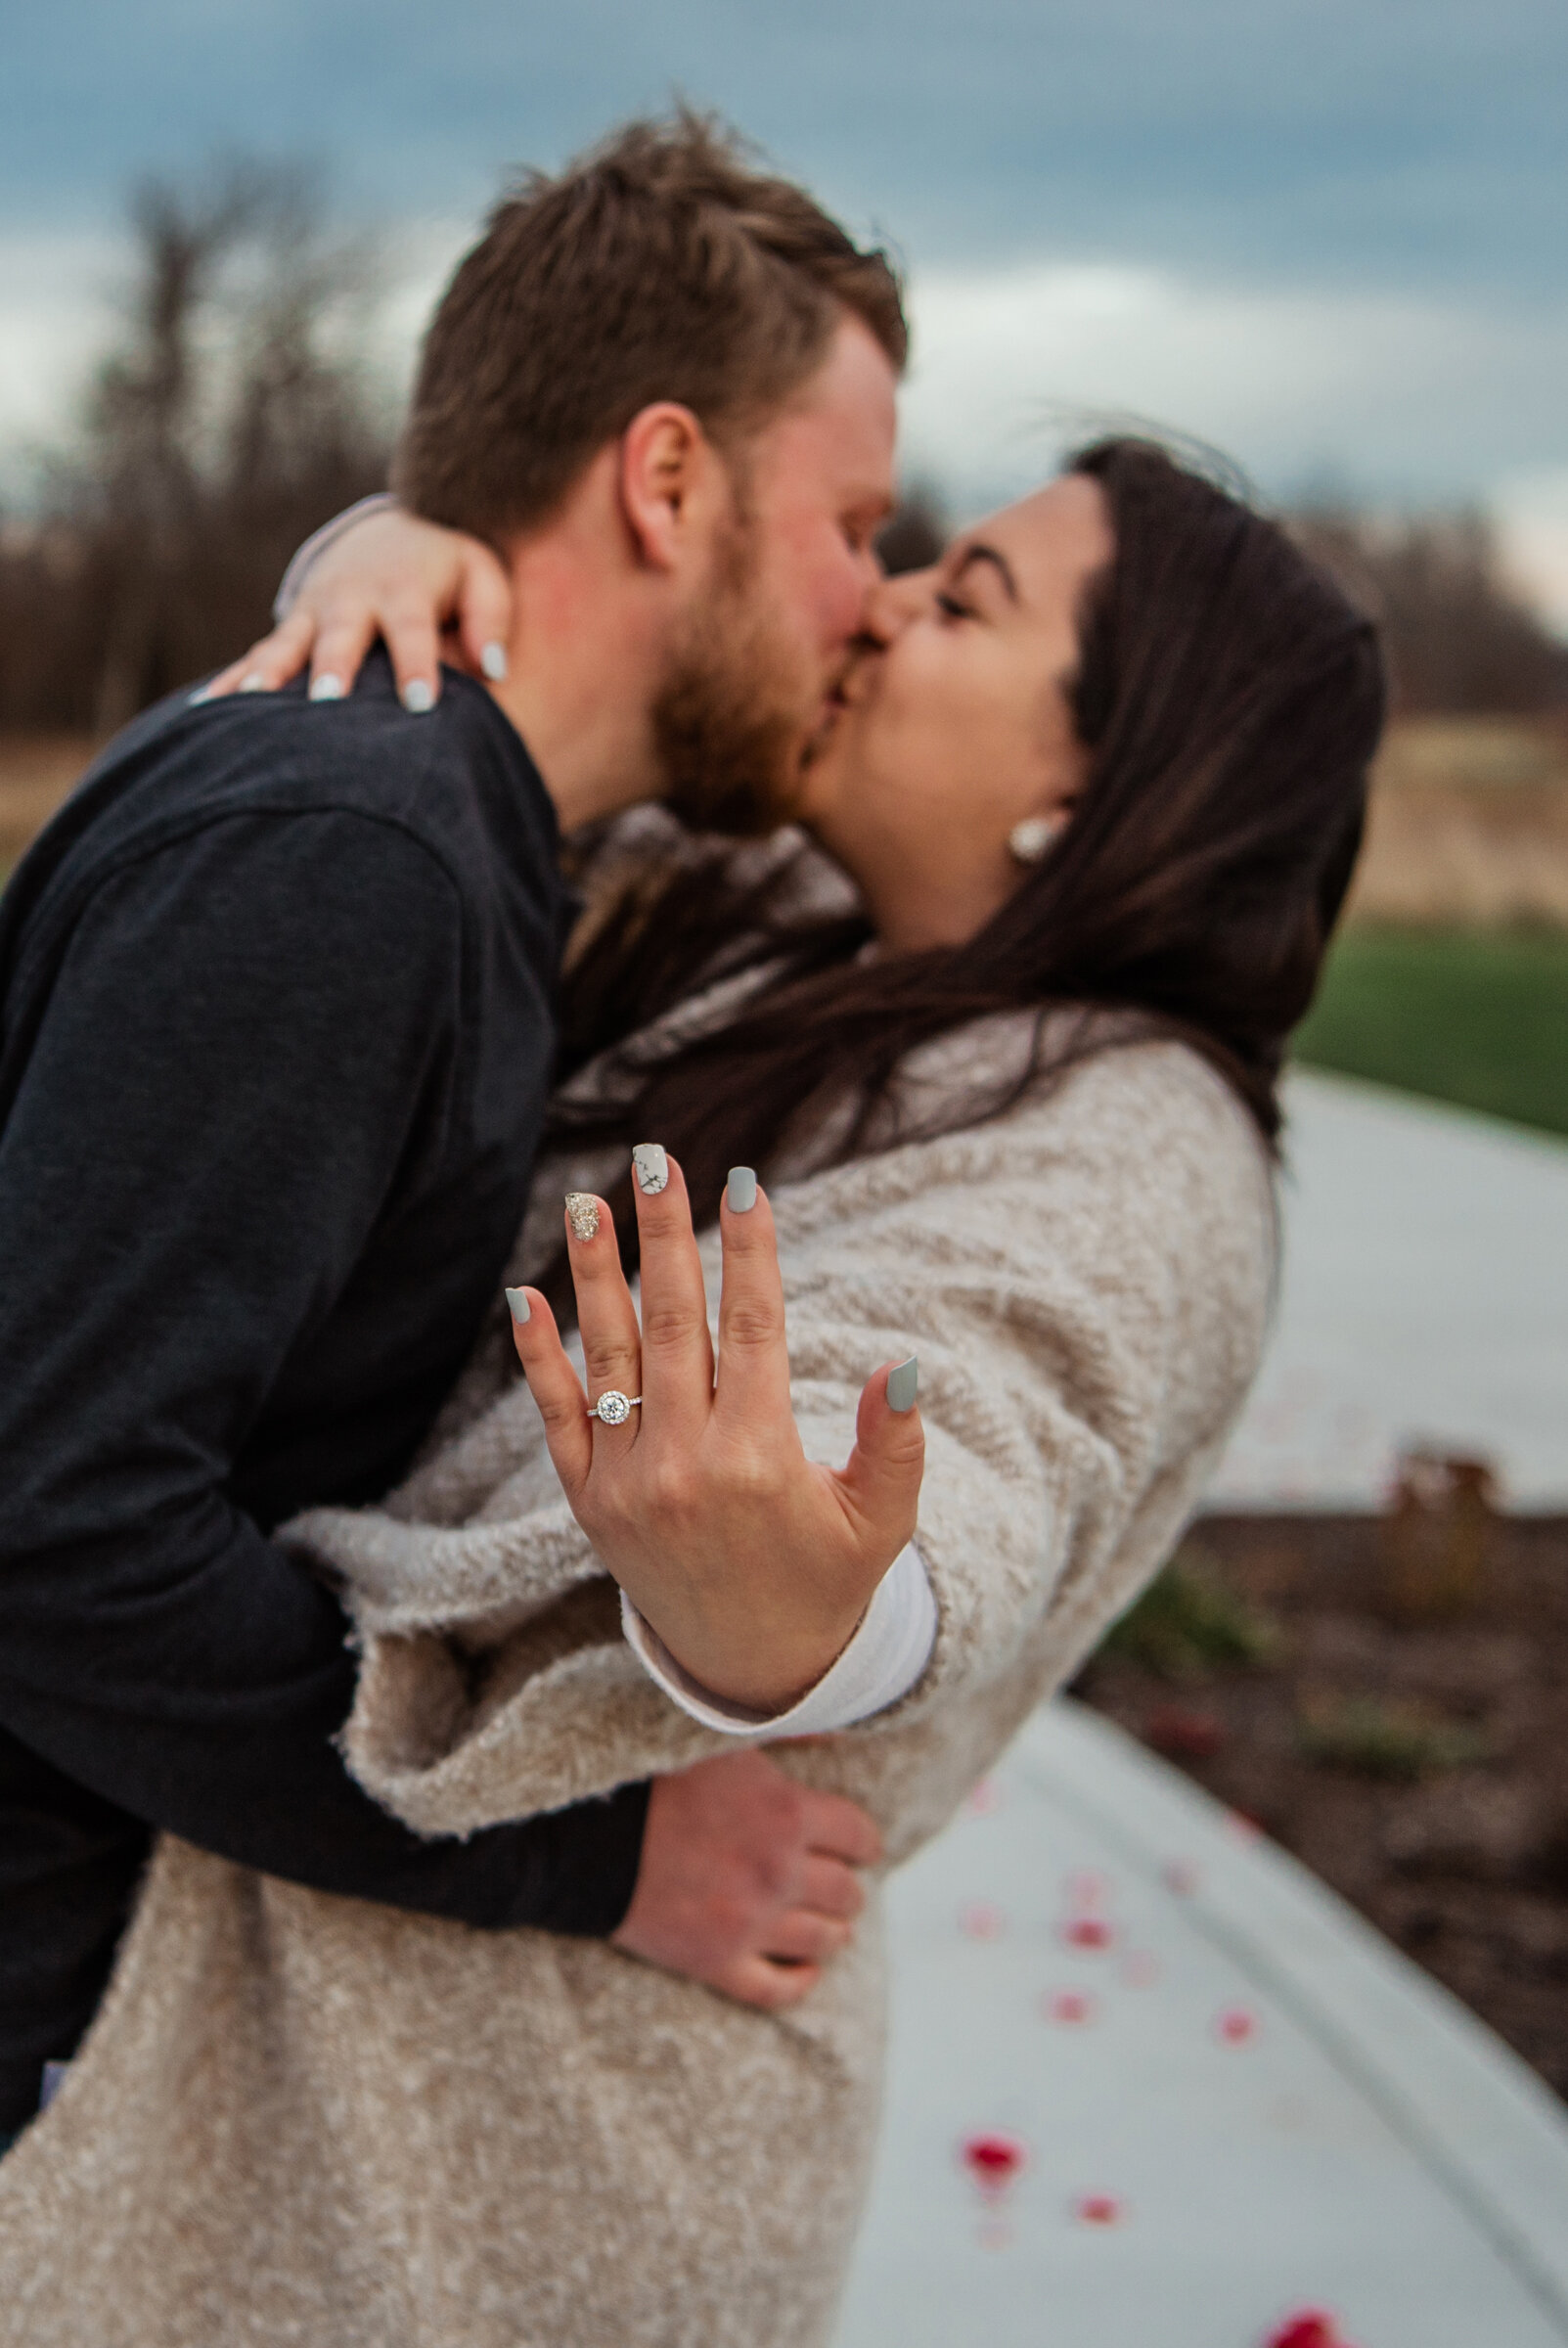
564 1193 600 1242
632 1143 668 1196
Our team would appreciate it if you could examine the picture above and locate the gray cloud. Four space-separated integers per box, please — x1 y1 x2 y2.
4 0 1566 551
6 0 1566 294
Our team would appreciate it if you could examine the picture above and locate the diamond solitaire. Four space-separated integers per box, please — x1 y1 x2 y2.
589 1390 641 1426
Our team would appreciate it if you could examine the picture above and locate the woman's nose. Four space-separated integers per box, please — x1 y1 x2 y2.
862 567 930 646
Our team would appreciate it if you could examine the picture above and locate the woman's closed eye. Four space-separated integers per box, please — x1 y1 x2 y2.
935 591 976 623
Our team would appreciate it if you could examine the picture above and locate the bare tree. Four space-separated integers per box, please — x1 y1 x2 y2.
0 158 394 734
1292 508 1568 716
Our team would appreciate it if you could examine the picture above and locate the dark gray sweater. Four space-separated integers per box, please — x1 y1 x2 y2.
0 657 647 2135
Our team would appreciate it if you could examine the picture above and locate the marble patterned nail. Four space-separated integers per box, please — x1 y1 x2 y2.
632 1143 669 1196
726 1166 757 1214
505 1287 531 1324
564 1193 601 1242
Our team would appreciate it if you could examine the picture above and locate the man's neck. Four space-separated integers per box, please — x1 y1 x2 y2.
483 464 668 834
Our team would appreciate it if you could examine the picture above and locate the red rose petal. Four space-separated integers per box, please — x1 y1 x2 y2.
1145 1704 1227 1760
1060 1914 1116 1951
961 2133 1027 2200
1264 2312 1349 2348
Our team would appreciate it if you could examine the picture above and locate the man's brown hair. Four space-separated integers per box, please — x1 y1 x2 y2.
394 112 908 544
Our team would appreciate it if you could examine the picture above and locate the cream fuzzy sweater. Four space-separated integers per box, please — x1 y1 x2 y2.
0 1005 1276 2348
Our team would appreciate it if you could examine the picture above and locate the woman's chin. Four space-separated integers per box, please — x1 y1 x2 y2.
792 703 860 822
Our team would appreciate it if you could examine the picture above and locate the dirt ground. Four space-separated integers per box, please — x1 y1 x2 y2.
0 733 102 869
1074 1510 1568 2103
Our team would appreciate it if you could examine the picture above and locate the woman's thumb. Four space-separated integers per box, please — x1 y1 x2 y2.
840 1357 924 1547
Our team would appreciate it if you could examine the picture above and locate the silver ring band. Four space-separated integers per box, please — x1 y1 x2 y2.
588 1390 642 1426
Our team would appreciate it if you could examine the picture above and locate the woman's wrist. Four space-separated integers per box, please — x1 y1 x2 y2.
273 491 400 623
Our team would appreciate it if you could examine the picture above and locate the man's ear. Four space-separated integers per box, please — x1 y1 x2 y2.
618 402 718 571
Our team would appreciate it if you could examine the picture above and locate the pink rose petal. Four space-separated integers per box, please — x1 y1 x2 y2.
1043 1988 1098 2025
1073 2191 1124 2227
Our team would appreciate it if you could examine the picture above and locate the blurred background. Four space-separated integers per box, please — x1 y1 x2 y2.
2 2 1565 2105
2 0 1566 1133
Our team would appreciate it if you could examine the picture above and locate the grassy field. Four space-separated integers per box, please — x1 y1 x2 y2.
1293 926 1568 1139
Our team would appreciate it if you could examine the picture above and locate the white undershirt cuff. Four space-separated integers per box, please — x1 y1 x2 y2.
620 1541 937 1738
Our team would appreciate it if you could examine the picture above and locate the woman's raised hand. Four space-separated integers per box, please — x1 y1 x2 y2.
199 505 514 712
507 1153 924 1716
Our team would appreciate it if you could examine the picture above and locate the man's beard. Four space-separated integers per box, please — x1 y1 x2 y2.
650 520 817 838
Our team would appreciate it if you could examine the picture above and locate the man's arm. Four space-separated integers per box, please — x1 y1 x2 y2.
0 808 642 1931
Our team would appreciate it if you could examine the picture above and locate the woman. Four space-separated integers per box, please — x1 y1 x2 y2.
0 442 1382 2348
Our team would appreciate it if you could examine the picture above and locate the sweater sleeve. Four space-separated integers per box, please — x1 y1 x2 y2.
294 1039 1276 1839
0 812 644 1934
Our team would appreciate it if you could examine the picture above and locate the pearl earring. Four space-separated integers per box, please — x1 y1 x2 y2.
1008 813 1066 866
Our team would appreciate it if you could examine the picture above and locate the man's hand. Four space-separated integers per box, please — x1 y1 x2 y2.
611 1749 881 2009
506 1154 924 1714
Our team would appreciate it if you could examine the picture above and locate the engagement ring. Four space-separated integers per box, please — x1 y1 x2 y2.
588 1390 641 1426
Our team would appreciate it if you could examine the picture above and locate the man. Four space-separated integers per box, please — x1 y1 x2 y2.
0 116 910 2146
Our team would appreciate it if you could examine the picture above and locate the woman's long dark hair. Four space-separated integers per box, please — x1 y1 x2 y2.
543 436 1385 1306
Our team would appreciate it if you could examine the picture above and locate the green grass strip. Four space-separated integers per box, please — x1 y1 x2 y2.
1293 926 1568 1140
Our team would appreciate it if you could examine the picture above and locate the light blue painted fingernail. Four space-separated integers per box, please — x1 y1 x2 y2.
188 683 214 705
309 672 344 702
239 672 268 694
480 641 508 682
505 1287 531 1325
402 677 435 714
887 1356 918 1414
726 1165 757 1214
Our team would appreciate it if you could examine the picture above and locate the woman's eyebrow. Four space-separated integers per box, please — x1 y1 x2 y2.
951 543 1020 604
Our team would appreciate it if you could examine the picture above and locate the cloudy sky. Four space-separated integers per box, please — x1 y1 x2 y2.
4 0 1566 618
